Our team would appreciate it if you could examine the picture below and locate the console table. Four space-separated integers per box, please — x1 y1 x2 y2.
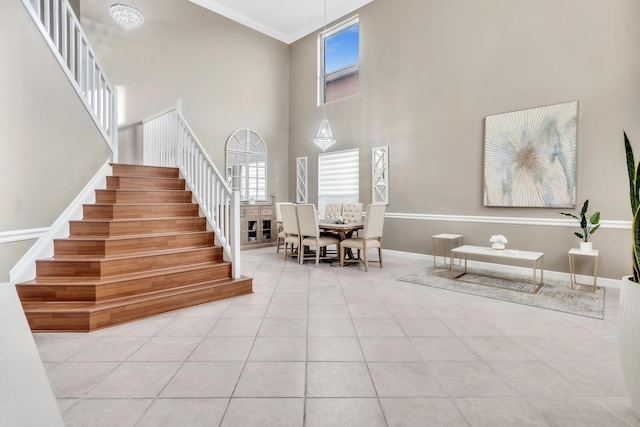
451 245 544 294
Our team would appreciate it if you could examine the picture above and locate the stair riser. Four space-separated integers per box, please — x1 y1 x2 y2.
107 176 186 191
36 247 222 277
17 264 231 302
69 218 207 237
83 204 199 219
54 232 214 256
25 279 252 331
111 164 179 179
95 190 193 204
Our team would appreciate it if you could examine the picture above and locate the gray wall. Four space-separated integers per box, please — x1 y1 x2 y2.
0 0 112 281
289 0 640 279
81 0 291 202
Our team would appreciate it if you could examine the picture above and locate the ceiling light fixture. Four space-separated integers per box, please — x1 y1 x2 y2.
110 3 144 33
313 0 336 152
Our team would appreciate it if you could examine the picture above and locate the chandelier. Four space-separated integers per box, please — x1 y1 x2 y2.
110 3 144 33
313 119 336 152
313 0 336 152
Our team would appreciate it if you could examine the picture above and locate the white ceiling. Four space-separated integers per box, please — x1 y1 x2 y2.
189 0 373 44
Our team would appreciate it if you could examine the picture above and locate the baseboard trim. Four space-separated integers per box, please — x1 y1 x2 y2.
384 248 621 289
0 228 50 244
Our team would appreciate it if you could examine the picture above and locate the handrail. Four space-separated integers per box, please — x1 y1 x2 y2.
20 0 118 161
142 103 241 278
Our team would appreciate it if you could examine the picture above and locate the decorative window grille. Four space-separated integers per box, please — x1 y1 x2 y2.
296 157 308 203
372 146 389 204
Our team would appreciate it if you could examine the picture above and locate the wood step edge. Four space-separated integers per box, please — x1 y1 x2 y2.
70 217 205 223
19 261 230 286
109 175 184 181
97 189 192 193
56 230 214 242
40 246 222 262
22 277 252 312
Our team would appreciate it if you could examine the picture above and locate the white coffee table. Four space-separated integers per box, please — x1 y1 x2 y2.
451 245 544 294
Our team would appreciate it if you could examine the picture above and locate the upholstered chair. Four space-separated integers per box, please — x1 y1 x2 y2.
324 203 343 218
342 203 363 224
281 204 300 260
339 204 386 271
275 202 293 253
297 204 340 266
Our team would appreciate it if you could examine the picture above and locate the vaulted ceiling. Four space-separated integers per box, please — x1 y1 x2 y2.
189 0 373 44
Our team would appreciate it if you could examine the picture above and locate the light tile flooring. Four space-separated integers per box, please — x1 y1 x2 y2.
33 248 639 427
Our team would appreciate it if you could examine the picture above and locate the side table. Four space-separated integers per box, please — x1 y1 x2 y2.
568 248 599 292
432 233 463 269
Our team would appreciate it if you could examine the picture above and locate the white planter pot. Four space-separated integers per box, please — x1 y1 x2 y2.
619 276 640 420
491 242 505 250
580 241 593 252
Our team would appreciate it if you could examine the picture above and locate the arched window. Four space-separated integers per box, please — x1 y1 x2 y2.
225 129 267 202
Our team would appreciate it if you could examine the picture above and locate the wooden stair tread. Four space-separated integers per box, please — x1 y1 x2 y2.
22 277 252 312
57 230 212 242
42 246 217 261
20 261 225 286
72 217 202 223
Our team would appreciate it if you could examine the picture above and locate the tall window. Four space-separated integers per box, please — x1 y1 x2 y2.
225 129 267 202
318 149 359 215
319 16 359 104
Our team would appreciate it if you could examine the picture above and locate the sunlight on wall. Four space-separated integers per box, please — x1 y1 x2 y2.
116 85 127 125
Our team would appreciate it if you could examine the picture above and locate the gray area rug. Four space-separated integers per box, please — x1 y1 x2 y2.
397 266 605 319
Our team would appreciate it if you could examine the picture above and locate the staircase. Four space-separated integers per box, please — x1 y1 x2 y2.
16 164 252 332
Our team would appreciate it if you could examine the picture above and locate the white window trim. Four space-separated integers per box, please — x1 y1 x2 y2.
318 15 360 106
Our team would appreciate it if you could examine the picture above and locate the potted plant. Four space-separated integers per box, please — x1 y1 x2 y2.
560 200 600 252
620 131 640 420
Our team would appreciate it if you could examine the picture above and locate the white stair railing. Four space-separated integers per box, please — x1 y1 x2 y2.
21 0 118 161
142 102 241 279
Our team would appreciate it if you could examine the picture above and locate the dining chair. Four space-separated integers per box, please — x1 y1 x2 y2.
324 203 343 218
275 202 293 253
297 204 340 266
339 204 386 271
342 203 363 224
281 204 300 260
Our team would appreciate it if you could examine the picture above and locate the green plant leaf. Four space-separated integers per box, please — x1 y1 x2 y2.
574 232 584 239
625 132 639 215
580 199 589 216
633 207 640 282
590 224 600 234
589 211 600 224
559 212 578 220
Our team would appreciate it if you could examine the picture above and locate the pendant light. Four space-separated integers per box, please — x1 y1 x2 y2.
313 0 336 152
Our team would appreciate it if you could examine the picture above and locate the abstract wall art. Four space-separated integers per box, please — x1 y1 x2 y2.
483 101 577 208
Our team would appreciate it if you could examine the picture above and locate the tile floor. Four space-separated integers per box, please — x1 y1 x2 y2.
33 248 639 427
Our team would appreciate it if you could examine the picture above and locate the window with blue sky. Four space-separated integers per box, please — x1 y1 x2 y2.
320 16 359 104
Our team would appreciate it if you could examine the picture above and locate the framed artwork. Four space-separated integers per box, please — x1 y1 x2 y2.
484 101 577 208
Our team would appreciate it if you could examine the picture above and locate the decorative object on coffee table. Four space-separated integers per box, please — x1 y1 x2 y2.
489 234 508 251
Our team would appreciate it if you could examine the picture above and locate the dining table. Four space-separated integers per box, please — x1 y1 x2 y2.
318 221 364 263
